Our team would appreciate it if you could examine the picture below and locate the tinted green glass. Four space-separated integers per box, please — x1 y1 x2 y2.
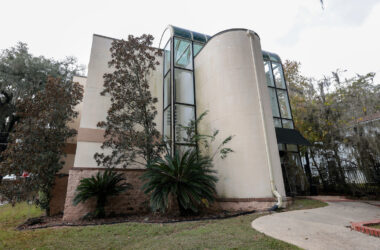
264 61 275 87
269 53 281 63
268 88 280 117
262 52 270 61
175 104 195 143
262 51 281 63
277 89 292 119
174 38 192 69
193 43 203 57
282 119 294 129
175 69 194 105
172 26 192 39
192 31 207 43
273 118 282 128
272 62 286 89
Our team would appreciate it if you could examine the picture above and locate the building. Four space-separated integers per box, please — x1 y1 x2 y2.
60 26 309 220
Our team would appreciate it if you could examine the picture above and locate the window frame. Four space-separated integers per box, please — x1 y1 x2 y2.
163 34 206 155
265 58 296 130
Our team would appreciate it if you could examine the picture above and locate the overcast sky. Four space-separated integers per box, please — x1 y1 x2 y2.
1 0 380 81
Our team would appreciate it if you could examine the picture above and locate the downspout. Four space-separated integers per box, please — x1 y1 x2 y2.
246 30 283 210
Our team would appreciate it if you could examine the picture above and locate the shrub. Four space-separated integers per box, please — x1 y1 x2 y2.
0 178 34 206
142 111 233 215
73 169 131 218
141 149 217 215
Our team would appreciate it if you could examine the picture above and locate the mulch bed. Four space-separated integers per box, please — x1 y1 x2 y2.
17 209 258 230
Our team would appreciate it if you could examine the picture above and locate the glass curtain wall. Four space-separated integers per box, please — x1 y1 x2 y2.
162 26 209 155
263 52 294 130
263 51 306 195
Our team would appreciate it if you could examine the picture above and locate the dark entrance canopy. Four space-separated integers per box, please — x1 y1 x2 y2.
275 128 311 146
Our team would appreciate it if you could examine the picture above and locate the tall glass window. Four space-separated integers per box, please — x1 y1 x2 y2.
175 104 195 143
277 90 292 119
263 51 303 196
272 62 286 89
268 88 280 117
161 26 208 155
174 38 192 70
175 69 194 105
264 61 275 87
263 51 294 130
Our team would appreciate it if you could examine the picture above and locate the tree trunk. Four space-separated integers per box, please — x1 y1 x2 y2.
96 196 107 218
310 149 328 191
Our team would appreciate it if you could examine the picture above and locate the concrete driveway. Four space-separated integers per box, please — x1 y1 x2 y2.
252 201 380 250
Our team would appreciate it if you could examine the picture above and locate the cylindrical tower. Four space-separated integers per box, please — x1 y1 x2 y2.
194 30 286 202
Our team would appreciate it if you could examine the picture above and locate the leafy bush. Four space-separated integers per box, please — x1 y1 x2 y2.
73 169 131 218
0 178 34 206
141 149 217 215
142 111 234 215
177 111 234 160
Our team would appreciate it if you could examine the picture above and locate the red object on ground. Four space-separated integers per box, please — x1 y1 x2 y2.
21 171 29 178
351 219 380 237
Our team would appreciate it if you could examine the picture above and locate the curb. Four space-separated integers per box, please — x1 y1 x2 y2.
351 219 380 237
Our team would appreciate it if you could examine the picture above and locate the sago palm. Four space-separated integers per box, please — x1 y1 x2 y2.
141 149 218 215
73 169 131 218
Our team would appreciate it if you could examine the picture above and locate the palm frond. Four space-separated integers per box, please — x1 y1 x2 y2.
141 148 218 215
73 169 131 218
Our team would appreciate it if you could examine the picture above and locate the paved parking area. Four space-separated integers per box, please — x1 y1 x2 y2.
252 201 380 250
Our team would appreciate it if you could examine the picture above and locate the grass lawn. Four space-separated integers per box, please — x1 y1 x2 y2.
0 199 326 249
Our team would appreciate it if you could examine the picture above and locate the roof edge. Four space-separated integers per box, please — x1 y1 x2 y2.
93 33 162 51
194 28 260 58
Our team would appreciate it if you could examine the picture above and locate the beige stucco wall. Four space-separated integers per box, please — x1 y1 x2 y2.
56 76 87 175
65 76 87 144
73 34 163 169
194 30 286 199
59 153 76 174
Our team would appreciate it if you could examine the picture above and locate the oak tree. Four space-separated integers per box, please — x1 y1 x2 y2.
0 77 83 214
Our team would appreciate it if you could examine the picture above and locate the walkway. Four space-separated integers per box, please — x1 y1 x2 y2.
251 201 380 250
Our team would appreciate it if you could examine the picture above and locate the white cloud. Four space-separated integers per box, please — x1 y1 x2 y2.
0 0 379 82
274 2 380 80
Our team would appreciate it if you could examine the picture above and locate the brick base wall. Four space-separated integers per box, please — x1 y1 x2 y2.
62 168 293 221
63 168 149 221
49 175 69 215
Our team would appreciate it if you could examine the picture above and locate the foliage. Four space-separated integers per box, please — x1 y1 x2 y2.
0 42 84 211
73 169 131 218
0 179 34 206
142 149 217 215
0 42 83 137
95 34 163 169
142 112 233 215
283 60 380 195
178 111 234 160
0 77 83 214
